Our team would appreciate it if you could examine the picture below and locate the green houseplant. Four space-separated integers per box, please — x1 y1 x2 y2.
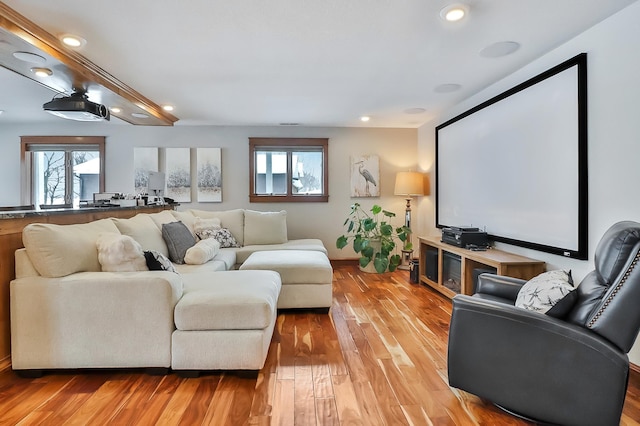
336 203 410 273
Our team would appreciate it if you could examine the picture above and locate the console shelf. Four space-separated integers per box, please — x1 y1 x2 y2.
417 235 546 299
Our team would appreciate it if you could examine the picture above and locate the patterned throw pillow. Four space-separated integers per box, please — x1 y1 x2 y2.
209 228 239 248
144 250 178 273
515 270 577 318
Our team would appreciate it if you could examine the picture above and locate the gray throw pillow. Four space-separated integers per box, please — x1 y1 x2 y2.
161 221 196 264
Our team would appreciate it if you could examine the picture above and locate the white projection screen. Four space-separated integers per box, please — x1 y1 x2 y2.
436 53 588 259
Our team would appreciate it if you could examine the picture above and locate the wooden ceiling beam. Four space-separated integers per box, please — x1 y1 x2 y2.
0 3 178 126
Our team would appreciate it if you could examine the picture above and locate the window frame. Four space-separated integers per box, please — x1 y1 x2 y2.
20 136 106 206
249 137 329 203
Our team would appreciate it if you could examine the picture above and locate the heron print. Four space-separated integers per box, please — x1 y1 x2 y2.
350 155 380 197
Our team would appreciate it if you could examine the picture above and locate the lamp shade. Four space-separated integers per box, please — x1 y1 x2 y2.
394 171 425 196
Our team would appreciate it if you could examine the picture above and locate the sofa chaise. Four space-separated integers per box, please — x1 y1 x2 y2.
10 208 332 376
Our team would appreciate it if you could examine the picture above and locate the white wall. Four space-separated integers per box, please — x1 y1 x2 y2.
0 123 417 259
417 1 640 363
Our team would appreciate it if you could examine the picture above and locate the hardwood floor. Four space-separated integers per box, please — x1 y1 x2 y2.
1 262 639 425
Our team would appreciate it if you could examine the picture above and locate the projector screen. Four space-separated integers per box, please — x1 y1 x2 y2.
436 53 588 259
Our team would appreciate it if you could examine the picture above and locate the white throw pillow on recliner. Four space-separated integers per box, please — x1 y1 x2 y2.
244 210 288 245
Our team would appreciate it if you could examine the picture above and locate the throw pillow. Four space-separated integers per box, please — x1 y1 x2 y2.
184 238 221 265
96 233 148 272
193 217 222 240
515 270 577 318
161 221 196 264
209 227 239 248
144 250 178 273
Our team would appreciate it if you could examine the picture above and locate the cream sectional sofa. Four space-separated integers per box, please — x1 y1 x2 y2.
10 208 331 376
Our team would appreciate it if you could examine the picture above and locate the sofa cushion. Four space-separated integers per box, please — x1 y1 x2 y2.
113 214 169 257
189 209 245 246
22 219 121 278
149 210 179 229
162 222 196 264
184 238 221 265
235 238 328 264
239 250 332 285
193 217 222 240
96 233 148 272
243 210 288 246
175 270 281 331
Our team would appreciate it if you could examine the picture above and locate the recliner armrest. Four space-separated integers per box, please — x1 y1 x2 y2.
475 273 526 301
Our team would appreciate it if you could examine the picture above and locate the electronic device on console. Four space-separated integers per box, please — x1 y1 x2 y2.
441 226 490 249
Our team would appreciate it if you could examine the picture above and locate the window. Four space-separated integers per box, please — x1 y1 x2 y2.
249 138 328 202
21 136 105 207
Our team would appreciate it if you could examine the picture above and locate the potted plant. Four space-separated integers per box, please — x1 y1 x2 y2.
336 203 410 273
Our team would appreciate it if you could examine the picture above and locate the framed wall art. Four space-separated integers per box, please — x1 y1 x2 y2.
350 155 380 197
196 148 222 202
165 148 192 202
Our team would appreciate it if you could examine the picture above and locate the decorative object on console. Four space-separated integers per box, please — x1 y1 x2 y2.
336 203 409 273
350 155 379 197
147 171 166 204
394 171 426 270
196 148 222 202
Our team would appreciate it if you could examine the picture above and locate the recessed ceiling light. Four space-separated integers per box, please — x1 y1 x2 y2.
110 107 122 114
12 51 46 64
131 112 149 119
480 41 521 58
59 34 86 48
162 105 174 112
440 4 468 22
404 107 427 115
360 116 370 122
434 83 462 93
30 67 52 77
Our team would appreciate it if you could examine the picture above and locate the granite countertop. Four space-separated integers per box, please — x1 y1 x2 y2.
0 203 176 220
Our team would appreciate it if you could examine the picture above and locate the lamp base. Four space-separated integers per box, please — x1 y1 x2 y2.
398 249 413 270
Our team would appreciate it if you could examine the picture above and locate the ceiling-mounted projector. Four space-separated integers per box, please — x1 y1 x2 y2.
43 91 110 121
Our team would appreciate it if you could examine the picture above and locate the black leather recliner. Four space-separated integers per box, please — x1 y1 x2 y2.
447 221 640 426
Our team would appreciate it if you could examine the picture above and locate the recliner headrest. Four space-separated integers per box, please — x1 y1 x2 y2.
595 221 640 285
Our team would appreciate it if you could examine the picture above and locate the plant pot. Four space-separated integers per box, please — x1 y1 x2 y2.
358 239 381 273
